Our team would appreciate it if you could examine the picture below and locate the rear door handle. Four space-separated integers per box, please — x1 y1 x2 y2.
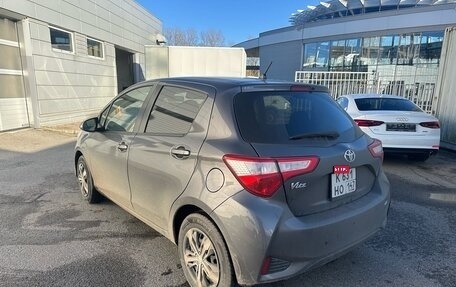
171 146 191 159
117 142 128 152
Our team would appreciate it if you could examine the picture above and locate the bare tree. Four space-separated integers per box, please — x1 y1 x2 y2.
164 27 227 47
200 29 225 47
164 27 198 46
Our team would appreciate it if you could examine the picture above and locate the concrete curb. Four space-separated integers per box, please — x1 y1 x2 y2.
40 122 81 136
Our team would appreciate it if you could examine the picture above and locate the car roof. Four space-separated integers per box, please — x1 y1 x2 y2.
341 93 408 100
139 77 329 93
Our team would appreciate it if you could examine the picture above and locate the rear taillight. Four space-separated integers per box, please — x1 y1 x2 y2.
223 155 319 197
354 119 384 127
420 121 440 129
260 257 271 275
369 139 384 160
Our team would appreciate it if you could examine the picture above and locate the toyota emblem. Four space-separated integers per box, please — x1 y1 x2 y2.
344 149 356 163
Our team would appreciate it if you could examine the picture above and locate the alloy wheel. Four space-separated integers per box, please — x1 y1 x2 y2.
77 161 89 197
183 228 220 287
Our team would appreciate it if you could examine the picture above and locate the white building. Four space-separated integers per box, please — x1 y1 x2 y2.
0 0 162 131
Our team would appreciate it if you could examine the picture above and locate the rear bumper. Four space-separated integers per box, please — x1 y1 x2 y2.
212 171 390 285
361 128 440 150
384 147 438 155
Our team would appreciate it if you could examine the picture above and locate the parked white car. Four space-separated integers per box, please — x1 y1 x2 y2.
337 94 440 161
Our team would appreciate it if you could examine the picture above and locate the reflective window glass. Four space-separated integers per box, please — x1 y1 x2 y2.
360 37 380 66
418 31 444 64
303 42 330 69
146 86 207 136
330 40 346 69
87 38 103 58
315 42 330 68
397 34 420 65
50 27 73 52
105 86 151 132
234 91 358 144
379 35 399 65
303 43 317 68
355 98 421 111
344 38 361 70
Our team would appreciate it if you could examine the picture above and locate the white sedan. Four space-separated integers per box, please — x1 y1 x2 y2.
337 94 440 161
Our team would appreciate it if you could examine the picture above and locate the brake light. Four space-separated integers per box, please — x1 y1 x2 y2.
260 257 271 275
223 155 319 197
354 119 384 127
420 121 440 129
369 139 384 160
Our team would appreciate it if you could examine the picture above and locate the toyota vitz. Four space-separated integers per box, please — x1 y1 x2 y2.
75 77 390 287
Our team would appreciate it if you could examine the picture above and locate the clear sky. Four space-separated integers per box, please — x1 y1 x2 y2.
136 1 319 45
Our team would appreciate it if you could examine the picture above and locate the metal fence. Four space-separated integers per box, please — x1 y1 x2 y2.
295 70 438 114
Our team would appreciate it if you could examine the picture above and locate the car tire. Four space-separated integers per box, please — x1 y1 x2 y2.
408 153 430 162
178 213 237 287
76 156 102 203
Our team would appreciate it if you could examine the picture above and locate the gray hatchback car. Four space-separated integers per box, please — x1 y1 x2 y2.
75 77 390 287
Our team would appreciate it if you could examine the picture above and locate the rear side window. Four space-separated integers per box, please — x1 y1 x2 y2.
146 86 207 136
234 91 358 144
336 97 349 110
355 98 421 111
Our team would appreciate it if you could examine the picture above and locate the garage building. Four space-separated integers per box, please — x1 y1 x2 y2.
0 0 162 131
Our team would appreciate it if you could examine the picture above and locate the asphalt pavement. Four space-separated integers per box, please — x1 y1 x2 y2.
0 128 455 287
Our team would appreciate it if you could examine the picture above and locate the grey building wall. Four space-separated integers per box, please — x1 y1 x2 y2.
26 18 117 125
237 4 456 81
259 41 302 81
0 0 162 127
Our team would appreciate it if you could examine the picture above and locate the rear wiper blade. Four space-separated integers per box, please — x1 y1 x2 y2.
289 131 340 140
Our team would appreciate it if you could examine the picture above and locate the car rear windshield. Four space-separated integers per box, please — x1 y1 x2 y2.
234 91 359 144
355 98 421 111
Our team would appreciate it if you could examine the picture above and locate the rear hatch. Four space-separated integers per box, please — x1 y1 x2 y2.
234 89 382 216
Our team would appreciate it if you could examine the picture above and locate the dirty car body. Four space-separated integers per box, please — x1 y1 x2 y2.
75 77 390 286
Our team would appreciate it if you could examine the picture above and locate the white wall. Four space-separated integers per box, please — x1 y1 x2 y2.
0 0 162 126
26 18 117 125
1 0 161 54
145 46 247 79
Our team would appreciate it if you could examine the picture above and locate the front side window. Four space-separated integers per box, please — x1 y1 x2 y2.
146 86 207 136
87 38 103 58
105 86 152 132
50 27 73 52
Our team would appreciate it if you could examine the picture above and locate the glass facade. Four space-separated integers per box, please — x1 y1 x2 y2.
302 31 444 72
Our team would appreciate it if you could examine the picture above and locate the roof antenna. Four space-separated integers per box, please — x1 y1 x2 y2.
261 61 273 80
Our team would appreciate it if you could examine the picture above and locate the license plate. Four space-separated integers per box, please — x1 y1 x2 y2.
331 168 356 198
386 123 416 132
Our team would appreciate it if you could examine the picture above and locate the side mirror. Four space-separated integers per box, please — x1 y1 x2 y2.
80 117 102 132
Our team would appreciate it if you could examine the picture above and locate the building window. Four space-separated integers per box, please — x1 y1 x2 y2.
49 27 73 53
303 42 330 69
87 38 104 58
